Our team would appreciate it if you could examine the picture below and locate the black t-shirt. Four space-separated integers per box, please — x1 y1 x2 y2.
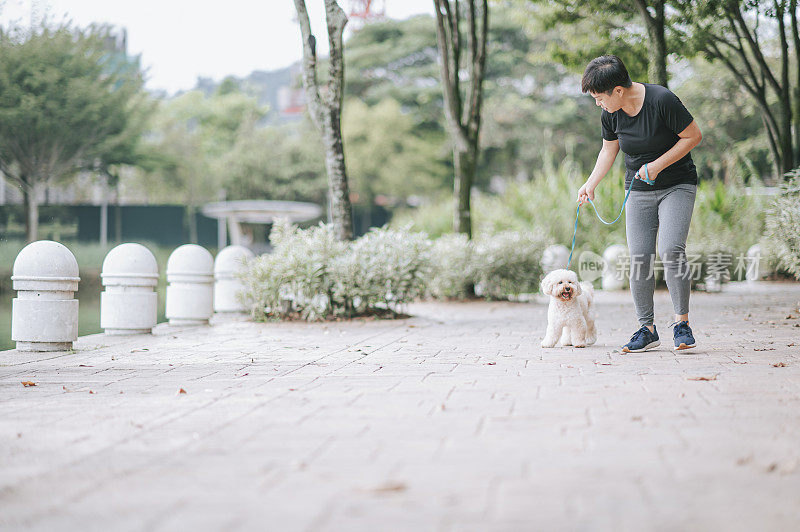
601 83 698 191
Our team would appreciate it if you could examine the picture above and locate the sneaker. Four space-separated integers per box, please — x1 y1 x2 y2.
622 325 660 353
670 320 696 350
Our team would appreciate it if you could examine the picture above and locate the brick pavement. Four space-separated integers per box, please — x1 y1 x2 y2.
1 281 799 531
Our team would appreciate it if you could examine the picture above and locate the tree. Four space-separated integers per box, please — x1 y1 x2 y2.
678 0 799 176
432 0 490 238
343 98 450 205
0 22 148 241
522 0 666 86
294 0 355 241
221 118 328 203
136 86 267 242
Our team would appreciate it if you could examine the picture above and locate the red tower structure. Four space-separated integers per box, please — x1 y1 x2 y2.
349 0 386 23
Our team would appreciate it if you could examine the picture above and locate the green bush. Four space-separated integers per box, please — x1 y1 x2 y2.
239 220 552 320
686 178 768 282
395 158 773 286
427 233 476 299
764 170 800 279
393 159 629 255
474 231 548 299
239 221 430 320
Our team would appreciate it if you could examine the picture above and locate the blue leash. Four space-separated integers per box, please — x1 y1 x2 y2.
567 163 654 268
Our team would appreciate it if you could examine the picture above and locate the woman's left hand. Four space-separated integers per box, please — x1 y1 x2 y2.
635 163 660 183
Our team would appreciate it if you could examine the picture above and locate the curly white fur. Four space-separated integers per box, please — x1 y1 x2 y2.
540 269 597 348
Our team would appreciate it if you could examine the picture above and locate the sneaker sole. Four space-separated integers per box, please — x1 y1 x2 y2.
622 340 661 353
674 342 696 350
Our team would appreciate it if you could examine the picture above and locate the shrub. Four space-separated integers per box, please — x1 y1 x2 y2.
239 221 430 320
474 231 548 299
334 226 431 314
427 233 476 299
764 170 800 279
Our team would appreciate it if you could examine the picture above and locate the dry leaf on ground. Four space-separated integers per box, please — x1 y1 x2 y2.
687 375 718 381
21 381 36 387
367 481 407 494
772 362 788 367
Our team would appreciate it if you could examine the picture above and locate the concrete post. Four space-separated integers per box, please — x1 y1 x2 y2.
541 244 570 273
602 244 628 290
11 241 80 352
101 243 159 335
165 244 214 325
214 245 255 313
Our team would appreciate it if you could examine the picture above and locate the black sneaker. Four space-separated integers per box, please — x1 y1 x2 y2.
622 325 660 353
670 320 696 350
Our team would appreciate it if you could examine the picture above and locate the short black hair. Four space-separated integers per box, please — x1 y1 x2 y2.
581 55 633 94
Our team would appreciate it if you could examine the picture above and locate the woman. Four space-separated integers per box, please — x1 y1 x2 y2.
576 55 703 352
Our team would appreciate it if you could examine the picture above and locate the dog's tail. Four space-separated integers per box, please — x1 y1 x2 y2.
580 281 594 307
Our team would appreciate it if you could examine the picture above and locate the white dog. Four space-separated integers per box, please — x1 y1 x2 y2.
540 269 597 348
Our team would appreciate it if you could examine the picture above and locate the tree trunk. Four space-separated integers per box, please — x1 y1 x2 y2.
293 0 354 241
23 183 40 243
453 147 475 238
790 0 800 161
321 113 354 241
187 205 198 244
633 0 668 87
433 0 488 238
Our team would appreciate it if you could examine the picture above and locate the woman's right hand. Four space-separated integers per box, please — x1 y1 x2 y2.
577 181 596 206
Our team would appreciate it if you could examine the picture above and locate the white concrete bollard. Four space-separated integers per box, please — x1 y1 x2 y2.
11 240 80 352
101 243 159 335
541 244 570 273
602 244 628 290
704 273 723 292
745 244 772 282
165 244 214 325
214 245 255 313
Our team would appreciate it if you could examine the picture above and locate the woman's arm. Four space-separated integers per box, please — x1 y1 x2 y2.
578 139 620 205
638 120 702 179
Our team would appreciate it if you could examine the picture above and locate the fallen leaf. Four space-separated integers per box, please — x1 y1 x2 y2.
78 364 93 367
687 375 718 381
178 388 187 394
131 348 149 353
369 481 407 494
754 348 776 351
236 373 250 377
485 362 497 366
767 463 778 473
788 343 796 347
88 390 95 394
772 362 788 367
21 381 36 387
733 360 748 364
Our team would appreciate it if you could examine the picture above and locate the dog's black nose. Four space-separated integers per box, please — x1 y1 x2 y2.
564 286 571 291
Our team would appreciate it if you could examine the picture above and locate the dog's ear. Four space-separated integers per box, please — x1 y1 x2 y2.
540 272 555 296
573 280 582 295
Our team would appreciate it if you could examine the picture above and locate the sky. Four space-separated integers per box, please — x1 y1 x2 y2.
0 0 435 94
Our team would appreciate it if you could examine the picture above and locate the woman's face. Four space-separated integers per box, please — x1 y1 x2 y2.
589 87 624 113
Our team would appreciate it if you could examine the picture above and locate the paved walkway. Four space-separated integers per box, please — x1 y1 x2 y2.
1 281 800 531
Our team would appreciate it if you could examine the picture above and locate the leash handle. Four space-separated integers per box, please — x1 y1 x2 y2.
567 174 638 268
635 163 656 185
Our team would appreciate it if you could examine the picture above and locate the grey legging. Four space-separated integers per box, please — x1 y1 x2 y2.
625 183 697 326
